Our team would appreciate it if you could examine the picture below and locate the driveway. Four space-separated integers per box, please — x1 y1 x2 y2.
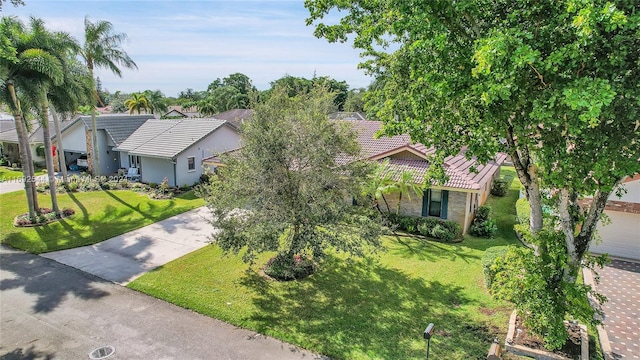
41 206 215 285
0 246 324 360
586 259 640 359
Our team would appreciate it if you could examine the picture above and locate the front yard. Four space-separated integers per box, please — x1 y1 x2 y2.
0 167 46 182
128 168 523 359
0 189 205 253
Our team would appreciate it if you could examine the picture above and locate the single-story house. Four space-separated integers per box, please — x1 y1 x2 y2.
52 114 154 175
348 120 507 233
589 174 640 261
212 109 253 128
115 118 240 187
162 105 201 119
328 111 367 121
0 116 59 167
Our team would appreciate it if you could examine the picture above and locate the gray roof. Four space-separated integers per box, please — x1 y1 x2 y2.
328 112 367 121
0 121 57 144
115 118 229 158
55 114 154 146
212 109 253 127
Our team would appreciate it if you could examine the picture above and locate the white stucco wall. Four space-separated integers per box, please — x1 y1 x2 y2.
60 122 87 152
140 156 175 186
175 125 240 187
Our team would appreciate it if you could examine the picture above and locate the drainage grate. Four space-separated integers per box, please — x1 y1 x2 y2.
89 346 115 359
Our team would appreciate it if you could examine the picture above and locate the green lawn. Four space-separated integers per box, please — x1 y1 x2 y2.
128 167 523 359
0 189 205 253
0 167 46 182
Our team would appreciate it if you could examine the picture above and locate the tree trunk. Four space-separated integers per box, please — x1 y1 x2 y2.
40 96 60 215
89 69 100 177
505 124 543 254
7 81 38 219
396 192 402 215
50 104 68 184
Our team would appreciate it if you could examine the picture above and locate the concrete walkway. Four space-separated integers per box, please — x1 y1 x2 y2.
0 174 52 194
1 246 324 360
42 206 215 285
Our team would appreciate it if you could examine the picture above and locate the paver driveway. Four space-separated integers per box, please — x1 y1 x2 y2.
594 259 640 359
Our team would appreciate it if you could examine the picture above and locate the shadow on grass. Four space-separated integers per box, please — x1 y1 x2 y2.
67 192 88 221
0 246 109 313
241 255 499 359
0 345 55 360
389 234 482 263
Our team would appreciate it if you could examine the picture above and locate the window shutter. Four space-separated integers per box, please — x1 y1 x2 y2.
441 190 449 219
422 189 430 217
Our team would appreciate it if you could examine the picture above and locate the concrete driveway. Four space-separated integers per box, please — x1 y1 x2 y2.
1 246 324 360
41 206 215 285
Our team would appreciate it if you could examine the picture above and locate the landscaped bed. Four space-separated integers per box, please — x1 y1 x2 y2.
0 189 205 253
127 168 523 359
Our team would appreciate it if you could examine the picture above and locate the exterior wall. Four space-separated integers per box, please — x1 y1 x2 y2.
615 179 640 203
60 122 87 152
388 151 425 161
140 156 175 186
384 189 472 232
175 125 240 187
119 152 130 169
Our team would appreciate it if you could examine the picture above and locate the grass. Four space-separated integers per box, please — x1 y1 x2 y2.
0 189 205 253
128 166 524 359
0 166 46 182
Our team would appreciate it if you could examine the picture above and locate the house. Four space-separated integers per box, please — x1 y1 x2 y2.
52 114 154 175
212 109 253 128
162 105 201 119
0 116 59 167
328 111 367 121
589 174 640 261
115 118 240 187
348 120 507 233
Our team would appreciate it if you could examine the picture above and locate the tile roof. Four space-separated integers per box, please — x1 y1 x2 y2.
328 112 367 120
0 120 59 144
344 120 507 191
116 118 229 159
212 109 253 128
53 114 154 146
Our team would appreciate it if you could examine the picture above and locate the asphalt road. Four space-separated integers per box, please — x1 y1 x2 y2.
0 246 325 360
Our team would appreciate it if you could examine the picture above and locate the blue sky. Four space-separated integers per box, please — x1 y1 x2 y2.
4 0 372 97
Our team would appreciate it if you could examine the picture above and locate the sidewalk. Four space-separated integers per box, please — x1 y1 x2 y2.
41 206 215 285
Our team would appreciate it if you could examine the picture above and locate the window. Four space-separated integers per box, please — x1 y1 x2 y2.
428 190 442 217
129 155 140 168
187 156 195 171
422 189 448 219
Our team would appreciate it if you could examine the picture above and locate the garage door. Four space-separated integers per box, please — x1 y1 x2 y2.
590 211 640 261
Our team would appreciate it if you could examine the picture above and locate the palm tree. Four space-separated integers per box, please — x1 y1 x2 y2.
393 170 423 215
0 16 66 219
79 16 137 177
124 92 150 114
143 89 168 115
48 58 93 185
362 159 396 214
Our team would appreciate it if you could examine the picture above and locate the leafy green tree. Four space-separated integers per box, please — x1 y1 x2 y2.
344 87 366 113
79 17 137 177
143 89 167 115
306 0 640 349
268 74 349 110
199 85 382 269
124 92 150 114
106 91 129 113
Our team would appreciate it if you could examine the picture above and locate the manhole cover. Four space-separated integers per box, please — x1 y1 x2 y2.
89 346 115 359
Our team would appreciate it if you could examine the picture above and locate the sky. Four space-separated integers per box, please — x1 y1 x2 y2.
3 0 372 97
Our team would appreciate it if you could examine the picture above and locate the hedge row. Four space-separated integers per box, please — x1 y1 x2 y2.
386 213 463 242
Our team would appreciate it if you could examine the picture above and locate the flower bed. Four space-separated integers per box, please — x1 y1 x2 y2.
14 208 75 227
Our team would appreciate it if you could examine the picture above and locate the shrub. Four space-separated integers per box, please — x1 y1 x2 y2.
36 182 49 193
469 206 497 238
516 198 530 226
148 182 157 189
387 213 462 242
0 158 7 166
264 253 316 281
490 175 512 197
11 163 18 168
65 181 79 192
35 145 45 157
481 246 510 289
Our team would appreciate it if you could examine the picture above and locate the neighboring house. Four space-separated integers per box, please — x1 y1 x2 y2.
589 174 640 261
52 114 154 175
328 112 367 121
348 120 507 233
115 119 240 187
212 109 253 128
0 116 58 167
163 105 201 119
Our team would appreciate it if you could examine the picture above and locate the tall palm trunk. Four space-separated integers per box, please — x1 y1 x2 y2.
40 95 60 215
50 104 68 184
7 81 39 219
89 67 100 177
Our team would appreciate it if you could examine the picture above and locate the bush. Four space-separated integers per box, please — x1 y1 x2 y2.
469 206 497 238
490 175 512 197
35 145 45 157
264 253 316 281
65 181 78 192
0 158 8 166
516 198 530 226
481 246 510 289
387 213 462 242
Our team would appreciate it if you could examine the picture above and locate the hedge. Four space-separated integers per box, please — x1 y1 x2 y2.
386 213 463 242
481 246 510 289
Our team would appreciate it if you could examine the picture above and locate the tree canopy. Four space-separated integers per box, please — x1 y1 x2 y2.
199 85 382 268
306 0 640 349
